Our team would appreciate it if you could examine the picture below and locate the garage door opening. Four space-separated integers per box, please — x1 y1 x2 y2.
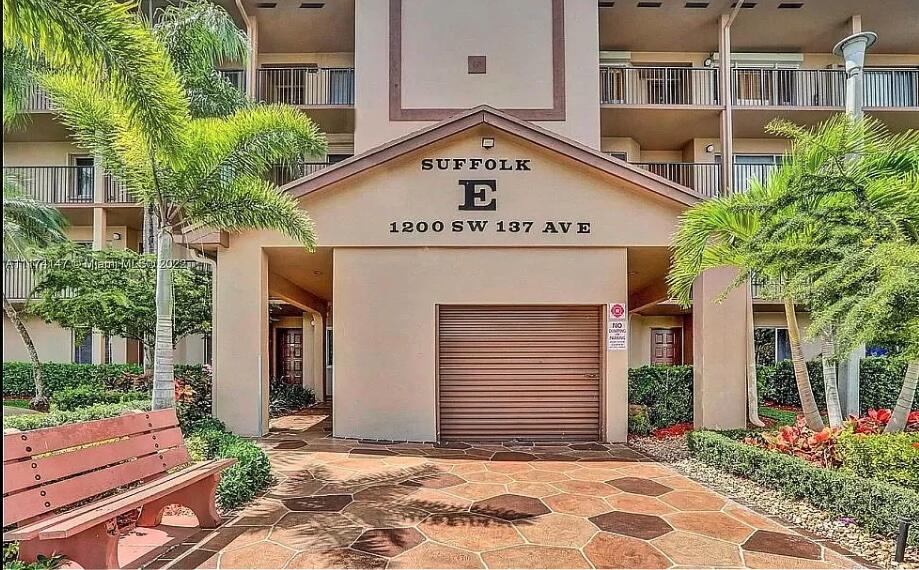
437 305 603 442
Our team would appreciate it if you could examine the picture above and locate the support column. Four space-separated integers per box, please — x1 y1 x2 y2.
718 13 734 196
91 207 107 364
213 240 269 436
246 15 259 100
692 268 748 429
838 345 865 416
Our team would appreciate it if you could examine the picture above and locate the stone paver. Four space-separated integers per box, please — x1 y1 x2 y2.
147 410 864 569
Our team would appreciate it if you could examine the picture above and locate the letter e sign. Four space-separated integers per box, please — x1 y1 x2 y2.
458 179 497 211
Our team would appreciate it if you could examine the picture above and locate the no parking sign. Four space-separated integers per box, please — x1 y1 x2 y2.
607 303 628 351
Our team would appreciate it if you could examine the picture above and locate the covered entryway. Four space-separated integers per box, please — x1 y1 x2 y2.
438 305 602 441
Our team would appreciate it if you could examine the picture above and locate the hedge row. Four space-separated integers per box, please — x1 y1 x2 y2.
628 365 693 429
1 400 152 431
2 362 209 398
687 430 919 543
757 357 906 412
836 431 919 491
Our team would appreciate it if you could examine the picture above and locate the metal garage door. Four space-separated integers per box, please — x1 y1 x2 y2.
437 305 602 442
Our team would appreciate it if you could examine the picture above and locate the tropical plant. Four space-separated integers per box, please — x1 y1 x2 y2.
2 182 69 410
152 0 249 118
667 190 824 430
747 117 919 433
42 71 325 410
3 0 188 146
27 244 212 368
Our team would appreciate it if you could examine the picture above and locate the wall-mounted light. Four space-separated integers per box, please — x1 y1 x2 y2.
481 137 495 149
703 56 714 67
704 144 715 153
112 232 123 241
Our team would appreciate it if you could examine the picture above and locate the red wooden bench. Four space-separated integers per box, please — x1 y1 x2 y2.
3 409 235 569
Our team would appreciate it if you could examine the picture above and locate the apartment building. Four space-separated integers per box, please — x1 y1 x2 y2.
3 0 917 441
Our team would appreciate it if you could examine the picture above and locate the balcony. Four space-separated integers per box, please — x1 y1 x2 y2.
255 67 354 107
732 68 918 109
4 260 39 302
600 66 719 107
622 160 781 198
270 161 333 186
3 166 136 205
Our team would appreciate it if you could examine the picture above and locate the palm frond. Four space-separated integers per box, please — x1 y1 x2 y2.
3 177 69 260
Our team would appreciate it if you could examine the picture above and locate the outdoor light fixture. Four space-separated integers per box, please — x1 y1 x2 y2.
481 137 495 149
112 232 122 240
704 144 715 153
703 56 714 67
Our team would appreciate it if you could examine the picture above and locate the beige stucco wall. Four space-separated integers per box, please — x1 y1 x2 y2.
3 315 73 363
333 247 629 442
629 315 684 368
3 142 89 165
354 0 600 152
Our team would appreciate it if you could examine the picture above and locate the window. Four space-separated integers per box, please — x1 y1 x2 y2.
73 331 93 364
754 327 792 365
325 327 333 367
203 334 213 365
70 156 94 201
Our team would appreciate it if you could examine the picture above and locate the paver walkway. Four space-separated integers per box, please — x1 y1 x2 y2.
148 410 864 569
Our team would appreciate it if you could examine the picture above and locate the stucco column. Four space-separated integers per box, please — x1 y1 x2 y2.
604 249 630 443
213 238 269 436
692 267 748 429
91 207 108 364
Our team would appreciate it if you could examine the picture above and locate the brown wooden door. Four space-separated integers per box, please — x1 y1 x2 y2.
279 329 303 385
438 306 602 442
650 328 682 365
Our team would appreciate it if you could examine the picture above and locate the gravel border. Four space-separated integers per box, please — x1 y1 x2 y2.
630 435 918 570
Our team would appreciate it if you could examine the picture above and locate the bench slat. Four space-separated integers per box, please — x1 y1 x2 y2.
3 447 190 527
3 409 179 464
40 459 234 540
3 459 234 542
3 427 185 496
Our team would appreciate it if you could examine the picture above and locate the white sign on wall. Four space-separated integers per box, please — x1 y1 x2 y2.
607 303 628 351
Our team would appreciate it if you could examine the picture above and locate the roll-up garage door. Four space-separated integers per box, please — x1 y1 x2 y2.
437 305 602 441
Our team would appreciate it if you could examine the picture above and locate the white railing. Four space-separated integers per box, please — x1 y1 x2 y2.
600 66 719 106
256 68 354 106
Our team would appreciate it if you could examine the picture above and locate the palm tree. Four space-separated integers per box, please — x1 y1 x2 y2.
752 117 919 432
4 0 188 147
2 181 69 411
668 188 826 431
43 73 326 410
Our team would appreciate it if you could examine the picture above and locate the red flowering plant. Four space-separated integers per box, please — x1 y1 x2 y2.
174 377 193 404
848 408 919 434
652 422 694 439
744 417 843 467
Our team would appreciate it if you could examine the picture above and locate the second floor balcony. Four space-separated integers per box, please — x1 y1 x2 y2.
256 67 355 107
3 166 135 205
625 160 780 198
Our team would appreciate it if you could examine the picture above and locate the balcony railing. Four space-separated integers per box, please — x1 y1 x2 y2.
600 66 719 106
23 82 54 112
3 166 137 204
4 260 38 301
732 68 919 108
3 166 95 204
256 67 354 107
219 69 247 92
270 161 333 186
733 163 780 193
632 162 722 199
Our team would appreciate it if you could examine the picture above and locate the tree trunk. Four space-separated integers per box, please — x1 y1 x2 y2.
784 297 825 431
821 334 844 427
747 280 764 426
151 228 176 410
143 336 154 375
884 360 918 434
2 293 49 411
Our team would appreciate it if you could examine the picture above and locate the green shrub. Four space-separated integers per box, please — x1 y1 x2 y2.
51 386 149 411
627 404 651 436
186 425 271 511
2 400 151 431
269 378 315 417
628 365 693 429
837 431 919 491
757 357 906 413
2 362 144 397
687 430 919 542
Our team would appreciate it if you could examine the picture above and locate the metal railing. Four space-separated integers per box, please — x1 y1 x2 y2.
3 166 95 204
733 163 780 193
104 173 135 203
600 66 719 106
270 161 333 186
4 260 38 301
732 68 919 108
255 67 354 106
23 82 54 112
632 162 722 198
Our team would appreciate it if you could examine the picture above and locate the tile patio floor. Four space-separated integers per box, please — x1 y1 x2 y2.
144 410 865 569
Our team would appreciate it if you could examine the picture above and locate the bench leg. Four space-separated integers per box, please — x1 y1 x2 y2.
137 474 222 529
19 520 119 570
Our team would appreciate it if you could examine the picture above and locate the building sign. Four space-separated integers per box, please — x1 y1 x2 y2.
607 302 627 351
387 158 592 236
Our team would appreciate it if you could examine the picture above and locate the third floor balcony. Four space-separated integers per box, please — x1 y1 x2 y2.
3 166 135 205
255 67 355 107
600 66 919 109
